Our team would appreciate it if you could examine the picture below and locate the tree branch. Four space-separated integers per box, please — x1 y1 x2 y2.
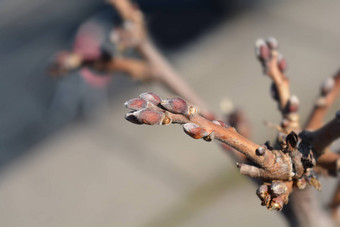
300 112 340 157
305 70 340 131
123 93 329 211
255 38 300 133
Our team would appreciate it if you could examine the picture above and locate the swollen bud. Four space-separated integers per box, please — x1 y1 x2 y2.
288 95 299 113
256 185 269 201
161 98 188 115
133 109 165 125
277 54 287 73
183 123 209 139
321 77 335 96
270 182 288 196
256 146 266 156
266 37 278 50
255 39 270 61
140 92 161 105
124 98 147 110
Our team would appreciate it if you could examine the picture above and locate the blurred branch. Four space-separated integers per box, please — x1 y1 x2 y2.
305 71 340 130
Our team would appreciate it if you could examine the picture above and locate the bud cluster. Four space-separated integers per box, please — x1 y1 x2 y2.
125 93 227 142
255 37 287 74
256 182 289 211
124 92 198 124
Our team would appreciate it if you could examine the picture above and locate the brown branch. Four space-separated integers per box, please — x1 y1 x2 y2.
315 152 340 176
255 38 300 134
305 70 340 130
220 110 250 162
122 93 332 211
124 94 301 177
300 112 340 156
107 0 213 118
90 57 153 80
137 41 213 118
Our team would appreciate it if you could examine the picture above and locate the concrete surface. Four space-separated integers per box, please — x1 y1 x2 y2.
1 0 340 226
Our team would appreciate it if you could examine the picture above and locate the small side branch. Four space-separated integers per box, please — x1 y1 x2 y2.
305 70 340 130
300 111 340 157
255 38 300 133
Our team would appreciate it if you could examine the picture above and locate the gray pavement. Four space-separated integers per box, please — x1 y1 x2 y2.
1 0 340 226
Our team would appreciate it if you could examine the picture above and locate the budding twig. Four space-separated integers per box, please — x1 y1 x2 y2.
256 38 290 114
109 0 212 118
305 70 340 130
255 38 300 134
124 93 328 189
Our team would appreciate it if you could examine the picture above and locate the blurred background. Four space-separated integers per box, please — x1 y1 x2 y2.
0 0 340 226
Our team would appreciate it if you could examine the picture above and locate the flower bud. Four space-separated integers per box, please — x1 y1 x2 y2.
270 182 288 196
277 54 287 73
288 95 299 113
124 98 147 110
256 185 269 201
183 123 209 139
256 146 266 156
161 98 188 115
266 37 278 50
140 92 161 105
281 119 289 129
133 109 165 125
255 39 270 61
321 77 335 96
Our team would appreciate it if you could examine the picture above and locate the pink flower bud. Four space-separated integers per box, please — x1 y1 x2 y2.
161 98 188 115
266 37 278 50
183 123 209 139
255 39 270 61
321 77 335 96
140 92 161 105
133 109 165 125
124 98 147 110
277 54 287 73
288 95 299 113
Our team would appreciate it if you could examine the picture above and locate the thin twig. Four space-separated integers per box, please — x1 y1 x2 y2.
305 70 340 130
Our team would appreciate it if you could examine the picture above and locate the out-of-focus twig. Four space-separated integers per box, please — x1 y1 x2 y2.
108 0 213 118
305 71 340 130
